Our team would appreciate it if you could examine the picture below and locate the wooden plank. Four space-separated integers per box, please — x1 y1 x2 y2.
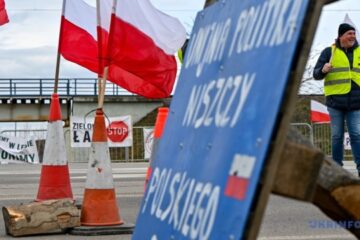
313 158 360 237
2 199 80 237
274 126 360 238
324 0 338 4
243 0 328 239
204 0 217 8
272 141 324 201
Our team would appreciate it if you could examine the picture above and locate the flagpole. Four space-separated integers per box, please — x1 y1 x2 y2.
54 0 66 94
96 0 103 106
98 0 117 109
98 67 108 109
329 41 336 65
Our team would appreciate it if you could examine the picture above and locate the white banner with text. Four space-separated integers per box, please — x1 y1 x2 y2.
0 135 39 164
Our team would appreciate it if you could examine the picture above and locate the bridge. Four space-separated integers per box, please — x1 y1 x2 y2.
0 78 170 123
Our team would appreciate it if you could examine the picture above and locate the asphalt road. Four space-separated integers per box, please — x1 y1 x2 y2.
0 162 358 240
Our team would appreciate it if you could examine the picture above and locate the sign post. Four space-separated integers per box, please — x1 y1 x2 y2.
133 0 326 239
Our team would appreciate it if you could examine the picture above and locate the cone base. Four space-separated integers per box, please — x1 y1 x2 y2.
69 222 134 236
81 189 123 226
36 165 73 201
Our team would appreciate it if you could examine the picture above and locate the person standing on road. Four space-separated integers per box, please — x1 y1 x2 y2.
313 23 360 177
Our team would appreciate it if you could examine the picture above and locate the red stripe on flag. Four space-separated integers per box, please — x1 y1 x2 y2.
0 0 9 26
224 175 249 200
97 26 109 77
60 17 99 73
311 111 330 123
107 16 177 98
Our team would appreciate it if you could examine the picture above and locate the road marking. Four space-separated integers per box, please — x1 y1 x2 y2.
0 193 144 201
71 173 145 179
0 167 147 175
258 234 355 240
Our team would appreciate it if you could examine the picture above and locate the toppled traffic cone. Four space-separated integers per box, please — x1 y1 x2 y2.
70 108 134 235
36 93 73 201
144 107 169 190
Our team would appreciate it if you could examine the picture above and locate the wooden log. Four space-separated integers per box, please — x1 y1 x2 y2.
204 0 217 8
2 199 80 237
314 157 360 237
275 127 360 238
272 141 324 201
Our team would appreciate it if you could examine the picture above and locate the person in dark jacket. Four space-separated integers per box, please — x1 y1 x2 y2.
313 23 360 177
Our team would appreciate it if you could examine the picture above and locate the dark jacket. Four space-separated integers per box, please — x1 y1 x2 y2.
313 40 360 111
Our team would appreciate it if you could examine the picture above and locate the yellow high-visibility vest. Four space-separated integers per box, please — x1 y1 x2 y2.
178 49 183 63
324 45 360 96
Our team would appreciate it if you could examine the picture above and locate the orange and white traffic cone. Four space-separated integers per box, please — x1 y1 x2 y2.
144 107 169 190
36 93 73 201
80 108 122 226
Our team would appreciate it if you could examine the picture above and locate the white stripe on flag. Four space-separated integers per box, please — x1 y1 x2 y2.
114 0 186 54
64 0 97 39
311 100 329 115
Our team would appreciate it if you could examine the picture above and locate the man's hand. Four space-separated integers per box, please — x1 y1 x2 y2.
322 63 332 74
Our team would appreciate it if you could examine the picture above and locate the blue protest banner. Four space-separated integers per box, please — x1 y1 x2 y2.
133 0 310 239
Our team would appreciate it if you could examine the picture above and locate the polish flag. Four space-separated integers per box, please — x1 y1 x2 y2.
224 154 256 200
96 0 112 76
59 0 98 73
310 100 330 123
106 0 187 98
0 0 9 26
59 0 111 74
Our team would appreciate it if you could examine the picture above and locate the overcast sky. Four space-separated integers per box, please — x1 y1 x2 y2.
0 0 357 87
0 0 203 79
0 0 359 79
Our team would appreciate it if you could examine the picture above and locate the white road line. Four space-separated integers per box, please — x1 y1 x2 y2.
0 193 144 201
258 234 355 240
71 173 145 179
0 168 147 175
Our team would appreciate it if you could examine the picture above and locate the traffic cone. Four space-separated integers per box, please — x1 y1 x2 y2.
36 93 73 201
80 108 122 226
144 107 169 190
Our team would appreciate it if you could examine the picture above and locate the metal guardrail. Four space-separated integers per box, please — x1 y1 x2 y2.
1 123 355 162
290 123 313 145
0 78 133 97
291 122 353 160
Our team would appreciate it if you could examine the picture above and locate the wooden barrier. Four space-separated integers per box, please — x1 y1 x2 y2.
274 127 360 238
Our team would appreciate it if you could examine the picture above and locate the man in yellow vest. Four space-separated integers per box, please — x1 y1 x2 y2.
313 23 360 177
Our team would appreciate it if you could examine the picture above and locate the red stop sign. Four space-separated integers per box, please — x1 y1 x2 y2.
107 121 129 142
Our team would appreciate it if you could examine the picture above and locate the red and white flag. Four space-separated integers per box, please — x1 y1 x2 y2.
59 0 98 73
310 100 330 123
59 0 112 74
59 0 186 99
224 154 256 200
96 0 112 75
106 0 187 98
0 0 9 26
